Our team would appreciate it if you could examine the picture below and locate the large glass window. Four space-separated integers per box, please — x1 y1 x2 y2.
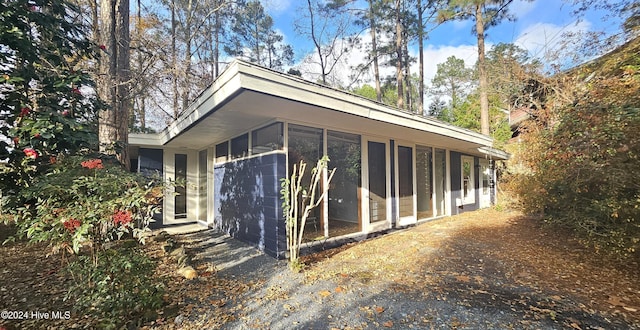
416 146 433 219
231 133 249 159
288 124 323 242
252 122 283 154
327 130 361 238
398 146 414 218
139 148 163 177
215 141 228 163
461 155 475 204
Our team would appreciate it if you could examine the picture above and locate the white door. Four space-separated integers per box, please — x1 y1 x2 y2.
479 159 492 208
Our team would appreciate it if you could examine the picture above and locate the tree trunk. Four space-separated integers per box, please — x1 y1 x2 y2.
181 0 194 111
307 0 327 85
417 0 424 114
171 0 179 119
403 21 412 112
98 0 130 169
395 0 404 109
136 0 145 131
90 0 99 40
475 3 490 135
368 0 382 102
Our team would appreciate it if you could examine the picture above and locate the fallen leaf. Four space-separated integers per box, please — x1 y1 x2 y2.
455 275 470 283
375 306 385 314
569 322 582 330
319 290 331 297
383 320 393 327
335 286 344 293
608 296 625 307
622 306 638 312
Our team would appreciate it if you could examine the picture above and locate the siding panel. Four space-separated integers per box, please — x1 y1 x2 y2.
213 153 286 258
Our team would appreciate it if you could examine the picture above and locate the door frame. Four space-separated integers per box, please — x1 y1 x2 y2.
394 141 417 227
362 137 392 233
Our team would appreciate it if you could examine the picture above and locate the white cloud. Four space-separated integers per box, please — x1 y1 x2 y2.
419 44 478 85
294 30 482 113
260 0 291 14
514 20 592 63
510 0 537 19
296 30 480 87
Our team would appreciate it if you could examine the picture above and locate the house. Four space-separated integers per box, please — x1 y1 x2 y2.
128 59 509 259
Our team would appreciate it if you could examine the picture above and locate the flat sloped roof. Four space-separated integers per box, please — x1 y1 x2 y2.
130 59 508 160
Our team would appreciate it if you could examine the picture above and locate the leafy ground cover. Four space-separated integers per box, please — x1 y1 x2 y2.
1 209 639 329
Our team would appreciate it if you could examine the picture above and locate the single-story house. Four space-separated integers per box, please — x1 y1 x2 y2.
128 59 509 259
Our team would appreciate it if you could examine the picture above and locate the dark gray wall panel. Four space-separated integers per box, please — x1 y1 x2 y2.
213 153 286 258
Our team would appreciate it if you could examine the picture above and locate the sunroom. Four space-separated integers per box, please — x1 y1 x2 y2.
128 59 508 258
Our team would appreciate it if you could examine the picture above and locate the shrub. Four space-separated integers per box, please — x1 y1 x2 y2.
65 247 164 328
9 154 163 256
505 42 640 257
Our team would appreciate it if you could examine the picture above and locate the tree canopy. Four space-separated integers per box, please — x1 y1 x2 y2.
0 0 100 196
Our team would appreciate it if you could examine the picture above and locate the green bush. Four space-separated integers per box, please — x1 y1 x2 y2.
9 155 163 255
505 45 640 257
65 247 164 328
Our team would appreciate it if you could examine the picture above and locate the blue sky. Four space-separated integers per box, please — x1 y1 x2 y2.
260 0 624 87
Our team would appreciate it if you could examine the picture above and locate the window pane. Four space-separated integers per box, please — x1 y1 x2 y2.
231 134 249 159
327 130 361 238
139 148 163 177
288 124 323 242
252 122 283 154
368 142 387 223
434 149 446 216
215 141 228 163
461 155 475 204
175 154 187 219
398 146 413 217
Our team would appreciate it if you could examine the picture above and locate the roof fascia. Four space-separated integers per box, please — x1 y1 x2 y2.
234 60 494 147
155 61 244 145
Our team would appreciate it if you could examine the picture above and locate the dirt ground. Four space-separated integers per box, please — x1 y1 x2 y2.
1 209 639 329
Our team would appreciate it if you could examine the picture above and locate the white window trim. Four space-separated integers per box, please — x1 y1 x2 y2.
461 155 475 205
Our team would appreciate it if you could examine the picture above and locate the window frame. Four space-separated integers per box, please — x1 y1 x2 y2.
251 122 283 155
460 155 475 205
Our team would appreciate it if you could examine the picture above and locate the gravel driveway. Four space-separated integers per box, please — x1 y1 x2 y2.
171 210 639 330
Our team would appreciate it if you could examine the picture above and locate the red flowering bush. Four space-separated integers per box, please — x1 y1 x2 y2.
81 158 103 169
113 210 132 226
0 0 100 213
12 155 163 254
63 219 82 233
23 148 38 159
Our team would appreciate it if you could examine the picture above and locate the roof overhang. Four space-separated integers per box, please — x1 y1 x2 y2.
130 60 509 160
